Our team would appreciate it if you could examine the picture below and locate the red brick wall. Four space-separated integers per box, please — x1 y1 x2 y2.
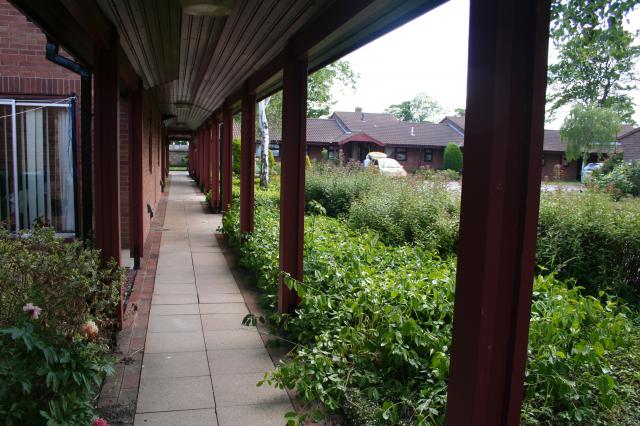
540 152 579 181
0 0 80 94
141 92 163 246
393 147 445 173
120 96 130 249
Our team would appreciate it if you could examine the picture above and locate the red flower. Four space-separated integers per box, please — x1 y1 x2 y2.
92 418 109 426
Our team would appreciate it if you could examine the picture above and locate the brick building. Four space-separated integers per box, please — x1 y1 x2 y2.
0 0 166 267
261 110 637 180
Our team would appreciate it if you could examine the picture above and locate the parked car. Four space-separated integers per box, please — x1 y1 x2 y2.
363 151 387 167
581 162 603 183
371 158 407 177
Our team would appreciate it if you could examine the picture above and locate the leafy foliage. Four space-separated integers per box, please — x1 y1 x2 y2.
0 227 123 334
442 143 463 173
385 93 445 122
589 160 640 200
308 61 358 118
265 60 358 131
559 104 621 161
537 192 640 303
0 227 123 424
222 191 640 424
0 322 114 425
232 138 242 175
548 0 640 122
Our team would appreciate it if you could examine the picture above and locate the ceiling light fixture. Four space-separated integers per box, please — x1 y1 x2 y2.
181 0 235 16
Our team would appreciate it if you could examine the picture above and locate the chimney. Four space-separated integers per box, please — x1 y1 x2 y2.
410 126 415 136
355 106 364 120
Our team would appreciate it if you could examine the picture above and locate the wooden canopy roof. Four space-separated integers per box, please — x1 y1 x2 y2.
10 0 447 130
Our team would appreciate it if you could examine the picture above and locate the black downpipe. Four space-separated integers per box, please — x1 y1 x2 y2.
45 41 93 240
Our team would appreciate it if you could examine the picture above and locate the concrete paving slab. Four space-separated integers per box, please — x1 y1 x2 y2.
136 375 214 413
216 402 293 426
204 329 265 350
134 409 218 426
151 294 199 305
147 315 202 333
212 372 290 407
145 331 205 353
201 313 248 331
199 303 249 314
150 303 199 316
198 292 245 304
208 348 276 376
153 284 198 295
141 351 210 380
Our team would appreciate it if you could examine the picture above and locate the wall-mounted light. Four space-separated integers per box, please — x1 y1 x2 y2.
181 0 235 16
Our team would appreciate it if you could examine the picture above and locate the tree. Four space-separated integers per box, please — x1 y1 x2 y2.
454 108 465 117
265 60 357 128
547 0 640 123
385 93 445 122
559 104 622 161
443 143 463 173
257 99 270 188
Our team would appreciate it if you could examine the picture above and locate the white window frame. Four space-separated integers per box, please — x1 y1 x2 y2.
0 98 73 234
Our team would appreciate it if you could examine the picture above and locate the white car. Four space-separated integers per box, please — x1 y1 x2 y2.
372 158 407 177
363 151 387 168
581 162 603 183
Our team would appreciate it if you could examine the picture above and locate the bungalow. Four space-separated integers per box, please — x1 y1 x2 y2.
619 127 640 162
257 109 637 181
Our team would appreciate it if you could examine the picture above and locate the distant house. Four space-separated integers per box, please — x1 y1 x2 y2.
250 108 639 180
619 127 640 162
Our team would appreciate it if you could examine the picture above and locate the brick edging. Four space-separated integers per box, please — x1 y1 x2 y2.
97 191 168 419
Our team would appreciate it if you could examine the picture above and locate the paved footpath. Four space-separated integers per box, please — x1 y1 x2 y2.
134 172 292 425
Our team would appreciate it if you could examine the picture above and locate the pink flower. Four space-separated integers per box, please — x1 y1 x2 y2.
22 303 42 319
82 320 99 339
91 418 109 426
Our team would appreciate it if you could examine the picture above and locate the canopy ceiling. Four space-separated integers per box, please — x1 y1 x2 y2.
12 0 447 130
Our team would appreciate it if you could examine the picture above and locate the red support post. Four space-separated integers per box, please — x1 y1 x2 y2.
94 37 121 267
129 87 144 266
204 126 211 194
210 119 220 211
278 44 307 314
195 131 200 183
240 86 256 235
221 105 233 212
445 0 551 424
200 130 205 191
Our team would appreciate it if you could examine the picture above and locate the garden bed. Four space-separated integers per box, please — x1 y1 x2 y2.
222 165 640 424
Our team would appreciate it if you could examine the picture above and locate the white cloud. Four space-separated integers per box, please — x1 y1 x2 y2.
332 0 640 129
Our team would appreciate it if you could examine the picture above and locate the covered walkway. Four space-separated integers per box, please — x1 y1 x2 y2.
135 172 291 425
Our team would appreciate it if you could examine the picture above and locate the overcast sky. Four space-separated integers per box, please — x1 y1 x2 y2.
331 0 640 129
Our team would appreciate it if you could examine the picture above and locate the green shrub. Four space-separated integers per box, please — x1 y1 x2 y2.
232 138 241 175
537 193 640 303
0 227 123 334
305 164 375 217
443 143 463 173
223 202 640 424
348 176 459 253
0 322 114 424
0 227 124 424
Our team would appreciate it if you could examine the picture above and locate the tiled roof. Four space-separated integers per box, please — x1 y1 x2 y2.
332 111 463 147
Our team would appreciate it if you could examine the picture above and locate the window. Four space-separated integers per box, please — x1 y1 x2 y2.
424 148 433 162
269 143 280 158
0 98 76 234
395 147 407 161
